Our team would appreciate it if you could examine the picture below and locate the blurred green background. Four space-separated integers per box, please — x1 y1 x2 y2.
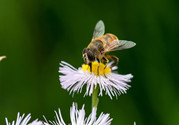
0 0 179 124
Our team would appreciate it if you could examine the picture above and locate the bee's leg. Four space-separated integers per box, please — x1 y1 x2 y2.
89 63 92 72
102 56 109 65
105 55 119 68
102 56 107 64
102 56 109 78
102 56 109 68
97 58 100 63
97 58 100 75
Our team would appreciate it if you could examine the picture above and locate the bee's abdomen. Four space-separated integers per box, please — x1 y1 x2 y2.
102 33 118 45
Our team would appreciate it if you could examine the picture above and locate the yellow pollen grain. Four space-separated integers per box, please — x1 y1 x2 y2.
82 62 111 76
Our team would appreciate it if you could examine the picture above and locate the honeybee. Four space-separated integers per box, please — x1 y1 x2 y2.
82 20 136 69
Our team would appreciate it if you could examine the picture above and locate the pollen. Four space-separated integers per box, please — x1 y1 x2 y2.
82 62 111 76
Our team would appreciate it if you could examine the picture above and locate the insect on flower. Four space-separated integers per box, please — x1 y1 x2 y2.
82 20 136 69
59 21 135 99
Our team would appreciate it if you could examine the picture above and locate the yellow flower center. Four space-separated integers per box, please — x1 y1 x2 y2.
82 62 111 76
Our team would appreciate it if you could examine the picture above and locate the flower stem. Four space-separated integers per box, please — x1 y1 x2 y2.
92 85 99 109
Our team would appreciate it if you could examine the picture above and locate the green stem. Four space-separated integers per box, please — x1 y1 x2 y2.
92 85 99 109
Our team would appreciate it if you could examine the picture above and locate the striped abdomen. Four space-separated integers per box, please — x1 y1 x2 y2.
101 33 118 45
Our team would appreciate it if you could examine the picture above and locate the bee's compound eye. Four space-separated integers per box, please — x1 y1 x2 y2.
87 53 95 62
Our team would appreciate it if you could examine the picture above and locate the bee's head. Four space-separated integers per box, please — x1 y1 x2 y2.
82 48 95 64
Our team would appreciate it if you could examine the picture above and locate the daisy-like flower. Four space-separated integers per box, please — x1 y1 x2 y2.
45 102 112 125
59 61 133 99
5 112 43 125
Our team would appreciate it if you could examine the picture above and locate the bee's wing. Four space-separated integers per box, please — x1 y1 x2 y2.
105 40 136 52
92 20 105 39
117 40 136 50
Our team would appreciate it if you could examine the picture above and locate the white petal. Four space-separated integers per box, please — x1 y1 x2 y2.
47 103 112 125
47 109 66 125
5 113 43 125
29 119 45 125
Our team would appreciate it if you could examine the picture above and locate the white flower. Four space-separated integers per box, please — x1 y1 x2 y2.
5 112 43 125
59 61 133 99
45 102 112 125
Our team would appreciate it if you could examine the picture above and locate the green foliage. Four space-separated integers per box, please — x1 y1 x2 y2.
0 0 179 124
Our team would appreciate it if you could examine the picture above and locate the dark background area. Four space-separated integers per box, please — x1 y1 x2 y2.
0 0 179 124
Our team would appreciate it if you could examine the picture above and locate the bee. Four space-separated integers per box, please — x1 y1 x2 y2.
82 20 136 69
